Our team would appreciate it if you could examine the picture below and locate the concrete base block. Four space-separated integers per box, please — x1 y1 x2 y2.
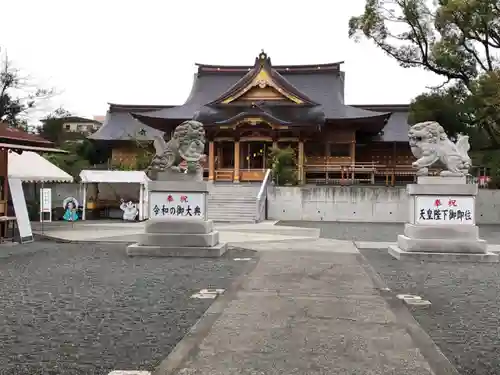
408 183 478 196
145 218 213 234
417 176 466 185
137 231 219 247
388 245 499 263
151 170 204 183
404 223 479 240
398 235 487 253
126 242 228 257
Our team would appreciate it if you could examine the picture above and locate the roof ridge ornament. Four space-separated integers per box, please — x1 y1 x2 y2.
258 50 268 66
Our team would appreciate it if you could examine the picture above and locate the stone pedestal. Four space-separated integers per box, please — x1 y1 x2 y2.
126 181 227 257
388 176 498 262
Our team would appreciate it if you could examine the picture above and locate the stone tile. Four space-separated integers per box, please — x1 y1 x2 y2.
244 260 376 296
236 238 359 253
180 320 433 375
215 294 397 325
355 241 396 249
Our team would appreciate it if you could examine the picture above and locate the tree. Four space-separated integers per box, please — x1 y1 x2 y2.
268 146 298 186
40 108 111 178
44 141 91 179
0 48 54 127
349 0 500 146
39 107 72 144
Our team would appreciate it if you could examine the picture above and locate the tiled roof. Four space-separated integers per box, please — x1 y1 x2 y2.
0 122 53 146
98 53 411 143
353 105 410 142
132 66 390 123
88 105 168 141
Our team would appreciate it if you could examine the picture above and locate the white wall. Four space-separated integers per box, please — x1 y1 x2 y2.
267 186 500 224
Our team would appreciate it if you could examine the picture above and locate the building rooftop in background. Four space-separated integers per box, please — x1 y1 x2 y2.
42 116 103 135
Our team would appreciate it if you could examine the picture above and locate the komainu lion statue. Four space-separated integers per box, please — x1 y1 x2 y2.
147 120 206 178
408 121 471 177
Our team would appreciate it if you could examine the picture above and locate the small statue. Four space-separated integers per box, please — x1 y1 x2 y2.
147 120 206 179
408 121 471 177
120 200 138 221
62 197 79 221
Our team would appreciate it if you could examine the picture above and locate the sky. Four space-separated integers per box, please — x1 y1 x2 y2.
1 0 444 120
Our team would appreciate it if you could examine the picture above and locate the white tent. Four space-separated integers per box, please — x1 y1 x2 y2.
8 151 73 182
79 170 150 220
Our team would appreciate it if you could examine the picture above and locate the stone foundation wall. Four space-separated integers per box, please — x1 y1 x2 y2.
267 185 500 224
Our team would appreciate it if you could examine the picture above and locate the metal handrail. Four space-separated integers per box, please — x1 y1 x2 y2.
255 169 272 222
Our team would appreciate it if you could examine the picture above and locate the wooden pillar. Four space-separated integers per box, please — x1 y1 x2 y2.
234 141 240 183
298 140 304 185
272 140 278 149
208 141 215 182
350 141 356 180
1 149 8 238
1 149 8 201
217 145 223 168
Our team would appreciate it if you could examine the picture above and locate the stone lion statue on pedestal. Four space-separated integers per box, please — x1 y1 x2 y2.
408 121 471 177
147 120 206 178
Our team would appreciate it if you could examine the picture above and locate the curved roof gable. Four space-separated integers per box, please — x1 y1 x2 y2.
207 51 318 106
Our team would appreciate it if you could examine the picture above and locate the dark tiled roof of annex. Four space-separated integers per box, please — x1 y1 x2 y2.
89 104 171 141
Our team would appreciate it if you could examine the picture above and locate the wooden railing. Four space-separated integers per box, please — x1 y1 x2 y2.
304 162 424 186
213 163 488 186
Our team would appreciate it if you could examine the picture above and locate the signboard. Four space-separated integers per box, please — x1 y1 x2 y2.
415 196 474 225
40 188 52 222
149 191 206 220
9 178 34 243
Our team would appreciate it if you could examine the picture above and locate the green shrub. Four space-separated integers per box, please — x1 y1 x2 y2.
268 146 298 186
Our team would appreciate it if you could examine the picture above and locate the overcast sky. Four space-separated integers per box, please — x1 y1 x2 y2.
1 0 443 119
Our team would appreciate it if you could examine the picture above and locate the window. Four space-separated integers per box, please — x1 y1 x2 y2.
328 143 351 157
304 141 323 156
64 124 70 130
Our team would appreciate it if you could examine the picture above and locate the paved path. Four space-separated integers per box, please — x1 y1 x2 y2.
32 221 320 245
162 240 438 375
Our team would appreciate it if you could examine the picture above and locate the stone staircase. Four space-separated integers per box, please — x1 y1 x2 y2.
207 183 261 223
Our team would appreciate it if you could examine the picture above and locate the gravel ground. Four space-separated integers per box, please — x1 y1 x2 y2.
277 221 500 244
0 241 256 375
361 249 500 375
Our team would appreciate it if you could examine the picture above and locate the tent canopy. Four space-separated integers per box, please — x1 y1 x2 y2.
79 170 150 184
8 151 73 182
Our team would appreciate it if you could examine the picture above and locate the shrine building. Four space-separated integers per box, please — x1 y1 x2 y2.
91 51 414 185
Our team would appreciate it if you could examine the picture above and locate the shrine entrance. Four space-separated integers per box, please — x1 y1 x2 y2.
240 140 272 181
214 141 234 181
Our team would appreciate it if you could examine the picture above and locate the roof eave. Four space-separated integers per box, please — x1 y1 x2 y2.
214 111 293 126
1 143 68 154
